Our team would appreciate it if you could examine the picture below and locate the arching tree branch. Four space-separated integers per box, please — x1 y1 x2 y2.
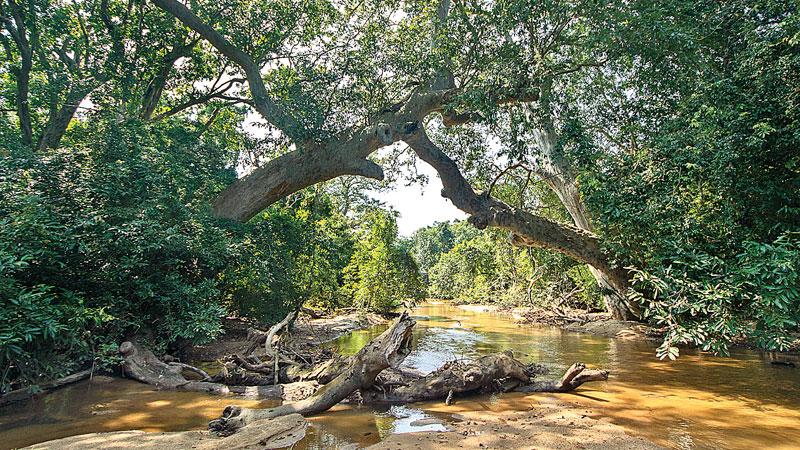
151 0 303 139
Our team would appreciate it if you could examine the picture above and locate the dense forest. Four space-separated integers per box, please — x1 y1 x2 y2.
1 0 798 400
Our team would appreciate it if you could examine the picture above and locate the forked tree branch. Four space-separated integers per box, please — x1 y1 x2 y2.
151 0 632 299
151 0 303 139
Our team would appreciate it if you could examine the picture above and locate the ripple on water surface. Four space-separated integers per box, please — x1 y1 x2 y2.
2 302 800 450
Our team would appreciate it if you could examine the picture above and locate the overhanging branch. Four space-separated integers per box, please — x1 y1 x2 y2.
151 0 303 139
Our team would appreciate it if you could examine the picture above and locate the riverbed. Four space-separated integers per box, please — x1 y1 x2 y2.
1 302 799 449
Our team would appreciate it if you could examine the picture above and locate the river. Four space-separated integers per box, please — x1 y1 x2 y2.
1 302 799 449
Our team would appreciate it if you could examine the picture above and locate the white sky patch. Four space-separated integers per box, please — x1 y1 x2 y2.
242 113 465 235
371 158 466 236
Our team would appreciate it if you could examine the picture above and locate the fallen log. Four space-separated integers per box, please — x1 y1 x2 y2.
120 341 232 394
227 381 320 401
361 351 531 403
120 341 318 400
26 413 308 450
516 362 609 393
207 312 416 436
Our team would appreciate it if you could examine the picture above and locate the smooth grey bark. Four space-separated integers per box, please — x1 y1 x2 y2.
153 0 639 315
529 127 640 320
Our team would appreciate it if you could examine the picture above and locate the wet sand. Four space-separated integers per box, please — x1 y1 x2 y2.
367 400 663 450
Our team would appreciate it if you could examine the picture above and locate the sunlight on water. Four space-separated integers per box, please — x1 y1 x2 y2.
318 303 800 450
1 302 799 450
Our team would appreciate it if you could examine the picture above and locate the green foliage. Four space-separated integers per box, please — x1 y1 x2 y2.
343 209 425 313
226 191 356 322
418 221 603 310
630 232 800 358
0 118 237 390
582 0 800 353
0 114 416 391
0 0 797 397
408 222 455 280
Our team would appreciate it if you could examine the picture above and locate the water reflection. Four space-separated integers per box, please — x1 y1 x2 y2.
2 303 800 450
320 303 800 450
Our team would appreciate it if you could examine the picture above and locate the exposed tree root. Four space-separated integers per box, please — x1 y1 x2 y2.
207 313 416 436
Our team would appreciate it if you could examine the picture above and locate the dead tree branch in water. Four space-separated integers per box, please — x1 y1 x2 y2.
118 314 608 440
208 313 416 436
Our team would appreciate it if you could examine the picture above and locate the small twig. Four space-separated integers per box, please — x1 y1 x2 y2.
487 162 532 197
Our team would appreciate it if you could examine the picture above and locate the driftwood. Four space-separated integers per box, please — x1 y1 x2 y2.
205 313 609 439
361 352 530 403
0 369 93 407
211 349 346 386
27 413 308 450
359 353 607 403
120 312 609 442
517 362 609 393
245 310 297 356
120 341 232 394
120 341 318 400
227 381 320 401
207 313 416 436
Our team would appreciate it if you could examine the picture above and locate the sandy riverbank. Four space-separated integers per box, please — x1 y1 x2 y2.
454 303 659 341
366 398 664 450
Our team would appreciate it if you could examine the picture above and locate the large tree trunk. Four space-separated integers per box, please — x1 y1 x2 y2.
531 129 640 320
207 313 416 436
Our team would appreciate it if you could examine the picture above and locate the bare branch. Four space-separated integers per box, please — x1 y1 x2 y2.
151 77 246 120
487 162 532 197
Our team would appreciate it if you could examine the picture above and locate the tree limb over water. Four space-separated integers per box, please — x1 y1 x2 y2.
151 0 639 320
119 314 610 439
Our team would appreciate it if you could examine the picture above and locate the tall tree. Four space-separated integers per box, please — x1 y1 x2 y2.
151 0 641 318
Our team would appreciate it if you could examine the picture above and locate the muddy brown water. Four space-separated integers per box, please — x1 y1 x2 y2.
1 302 799 449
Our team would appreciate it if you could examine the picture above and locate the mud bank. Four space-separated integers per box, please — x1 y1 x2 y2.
454 303 658 341
366 398 664 450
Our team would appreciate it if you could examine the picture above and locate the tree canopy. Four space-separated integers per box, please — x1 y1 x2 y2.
1 0 798 392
